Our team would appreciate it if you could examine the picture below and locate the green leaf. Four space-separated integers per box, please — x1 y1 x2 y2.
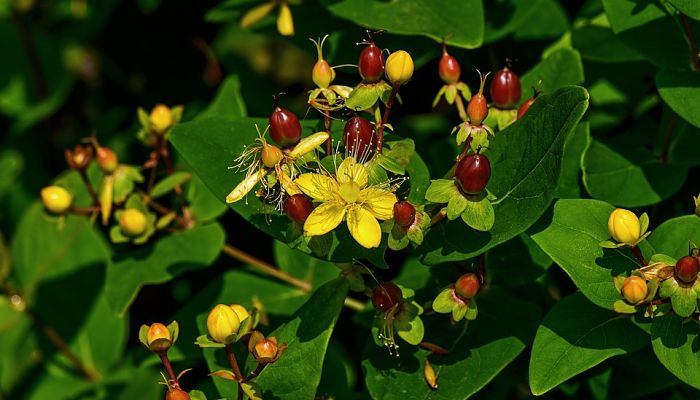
657 70 700 129
488 233 552 287
0 149 23 199
529 293 649 395
602 0 692 70
418 86 589 264
446 193 467 220
321 0 484 49
651 313 700 389
529 199 639 309
363 289 540 400
582 137 688 207
346 84 381 111
520 48 585 100
105 223 225 315
554 122 588 199
571 13 643 62
273 240 338 290
484 0 568 43
648 215 700 259
425 179 459 203
150 171 191 198
196 75 247 120
187 175 228 223
669 0 700 20
250 278 349 400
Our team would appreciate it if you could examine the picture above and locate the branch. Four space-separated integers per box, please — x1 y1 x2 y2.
375 84 400 154
221 244 312 292
680 14 700 70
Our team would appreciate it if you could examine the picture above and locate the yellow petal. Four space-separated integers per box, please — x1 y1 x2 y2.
360 188 397 220
337 156 368 187
295 173 338 201
347 205 382 248
226 169 267 203
276 164 301 196
277 2 294 36
304 201 346 237
287 131 328 159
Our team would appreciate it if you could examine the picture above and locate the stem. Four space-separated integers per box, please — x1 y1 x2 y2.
659 113 677 164
78 170 99 205
12 10 48 100
631 246 648 267
143 194 187 228
159 138 192 227
159 353 179 387
454 92 468 122
324 109 332 155
430 207 447 226
680 14 700 70
70 206 99 215
222 244 312 292
245 363 267 382
224 344 244 400
375 83 400 154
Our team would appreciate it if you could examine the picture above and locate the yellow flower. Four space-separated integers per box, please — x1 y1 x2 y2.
294 156 398 249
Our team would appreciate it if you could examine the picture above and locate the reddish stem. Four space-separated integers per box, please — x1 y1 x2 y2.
631 246 648 267
159 353 179 388
376 83 400 154
324 110 332 155
225 344 244 400
78 170 99 206
680 14 700 70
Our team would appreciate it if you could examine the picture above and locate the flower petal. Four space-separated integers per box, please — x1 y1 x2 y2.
337 156 369 187
294 173 338 201
360 188 397 220
304 201 346 237
226 168 267 203
347 205 382 249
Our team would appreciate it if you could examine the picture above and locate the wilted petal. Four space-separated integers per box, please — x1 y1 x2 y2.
347 205 382 249
337 156 368 187
304 201 346 237
360 188 397 220
295 173 338 201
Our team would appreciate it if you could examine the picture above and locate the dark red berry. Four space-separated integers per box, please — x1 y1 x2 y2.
439 51 461 84
166 388 190 400
490 66 521 109
455 154 491 195
344 116 376 157
359 43 384 84
283 194 315 223
371 282 402 312
675 256 699 284
393 201 416 228
454 273 480 300
269 106 301 148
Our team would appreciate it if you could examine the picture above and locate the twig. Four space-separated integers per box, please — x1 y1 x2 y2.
324 109 332 155
221 244 312 292
631 246 648 267
224 344 244 400
78 170 99 205
376 84 400 154
159 353 179 386
430 208 447 226
680 14 700 70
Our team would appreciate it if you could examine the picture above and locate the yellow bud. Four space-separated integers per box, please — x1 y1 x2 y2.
621 276 647 304
277 2 294 36
207 304 241 344
147 323 172 353
149 104 174 134
119 209 148 237
385 50 414 86
312 60 334 89
230 304 249 322
608 208 641 246
424 359 438 389
287 131 329 159
41 186 72 214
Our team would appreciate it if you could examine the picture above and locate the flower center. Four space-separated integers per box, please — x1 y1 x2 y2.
339 181 361 203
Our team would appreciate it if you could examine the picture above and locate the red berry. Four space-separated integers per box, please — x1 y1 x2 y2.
359 43 384 84
343 116 376 157
454 273 480 300
283 194 315 223
455 154 491 195
371 282 402 312
675 256 699 284
269 106 301 148
96 146 118 173
490 66 521 109
166 388 190 400
393 201 416 228
439 51 461 84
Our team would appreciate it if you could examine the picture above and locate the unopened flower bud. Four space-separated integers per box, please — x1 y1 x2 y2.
261 144 283 168
150 104 174 134
385 50 414 86
454 273 480 300
621 276 647 304
254 338 278 360
41 186 72 214
146 323 172 353
230 304 249 322
166 388 190 400
608 208 641 246
312 59 334 89
207 304 241 344
96 146 118 173
119 209 148 237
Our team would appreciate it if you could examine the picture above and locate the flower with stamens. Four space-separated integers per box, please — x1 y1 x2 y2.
293 156 398 248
